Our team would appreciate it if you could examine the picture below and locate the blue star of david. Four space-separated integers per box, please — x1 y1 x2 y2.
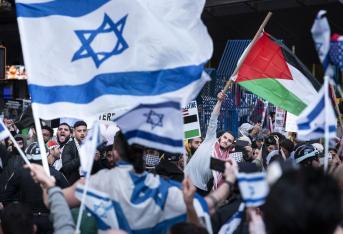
144 110 164 130
248 185 255 197
93 201 112 219
72 13 129 68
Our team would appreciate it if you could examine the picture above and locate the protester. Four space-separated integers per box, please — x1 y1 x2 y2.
60 121 87 184
186 137 203 162
42 125 54 144
186 91 235 195
294 144 321 168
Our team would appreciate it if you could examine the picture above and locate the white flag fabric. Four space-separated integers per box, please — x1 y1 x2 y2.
0 120 10 141
296 78 337 140
114 101 184 153
16 0 212 120
218 203 245 234
75 164 212 234
237 172 269 207
311 10 331 72
79 121 101 176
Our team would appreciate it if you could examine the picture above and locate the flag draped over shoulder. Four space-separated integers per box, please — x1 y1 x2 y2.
75 164 212 234
16 0 213 120
0 120 10 140
233 32 320 116
296 78 337 140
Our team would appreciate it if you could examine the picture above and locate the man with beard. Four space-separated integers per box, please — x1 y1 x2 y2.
60 121 88 184
185 91 235 195
50 123 72 171
186 137 203 162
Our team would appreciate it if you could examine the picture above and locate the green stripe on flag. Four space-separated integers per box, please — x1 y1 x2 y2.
238 78 307 115
185 129 200 139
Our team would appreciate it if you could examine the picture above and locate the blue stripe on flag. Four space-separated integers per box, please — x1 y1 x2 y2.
16 0 110 18
125 130 183 147
0 123 4 132
297 95 324 130
243 197 266 204
133 102 181 111
28 64 204 104
237 176 265 182
312 125 337 134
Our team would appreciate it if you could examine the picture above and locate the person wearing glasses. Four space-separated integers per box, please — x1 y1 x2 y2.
185 91 235 196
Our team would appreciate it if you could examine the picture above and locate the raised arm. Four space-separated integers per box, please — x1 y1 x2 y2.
205 91 226 140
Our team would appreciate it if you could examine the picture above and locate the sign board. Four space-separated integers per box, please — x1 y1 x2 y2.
183 101 201 139
274 107 286 133
285 112 298 132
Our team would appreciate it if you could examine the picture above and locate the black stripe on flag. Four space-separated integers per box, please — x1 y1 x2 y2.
184 114 197 124
268 33 321 91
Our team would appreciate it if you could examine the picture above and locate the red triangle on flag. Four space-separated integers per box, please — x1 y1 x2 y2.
236 32 293 82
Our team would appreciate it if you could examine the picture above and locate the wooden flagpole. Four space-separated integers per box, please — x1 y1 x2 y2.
222 12 273 94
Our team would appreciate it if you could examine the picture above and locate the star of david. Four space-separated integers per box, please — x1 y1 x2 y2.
143 110 164 130
93 201 112 219
72 13 129 68
248 185 255 197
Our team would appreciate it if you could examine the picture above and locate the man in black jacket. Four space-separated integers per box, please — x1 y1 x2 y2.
60 121 87 184
0 142 69 234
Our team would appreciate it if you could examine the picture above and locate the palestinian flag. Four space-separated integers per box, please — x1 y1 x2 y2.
233 32 321 115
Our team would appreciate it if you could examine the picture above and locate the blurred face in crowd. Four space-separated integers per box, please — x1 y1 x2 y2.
16 139 24 150
267 144 277 153
250 123 261 136
106 149 118 167
144 148 160 157
42 129 52 143
243 145 253 161
189 137 202 153
252 148 260 160
219 132 234 150
49 146 60 158
74 125 87 142
94 150 101 161
57 124 71 144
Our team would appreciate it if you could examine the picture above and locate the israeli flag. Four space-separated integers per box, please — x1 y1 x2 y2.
0 120 10 141
237 172 269 207
296 79 337 140
75 165 212 234
218 203 245 234
79 121 102 176
114 101 184 153
16 0 212 120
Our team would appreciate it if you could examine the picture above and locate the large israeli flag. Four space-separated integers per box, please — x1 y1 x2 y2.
75 165 212 234
114 101 184 153
16 0 213 120
0 120 10 141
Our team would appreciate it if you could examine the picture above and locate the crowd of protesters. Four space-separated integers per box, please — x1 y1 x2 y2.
0 91 342 234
